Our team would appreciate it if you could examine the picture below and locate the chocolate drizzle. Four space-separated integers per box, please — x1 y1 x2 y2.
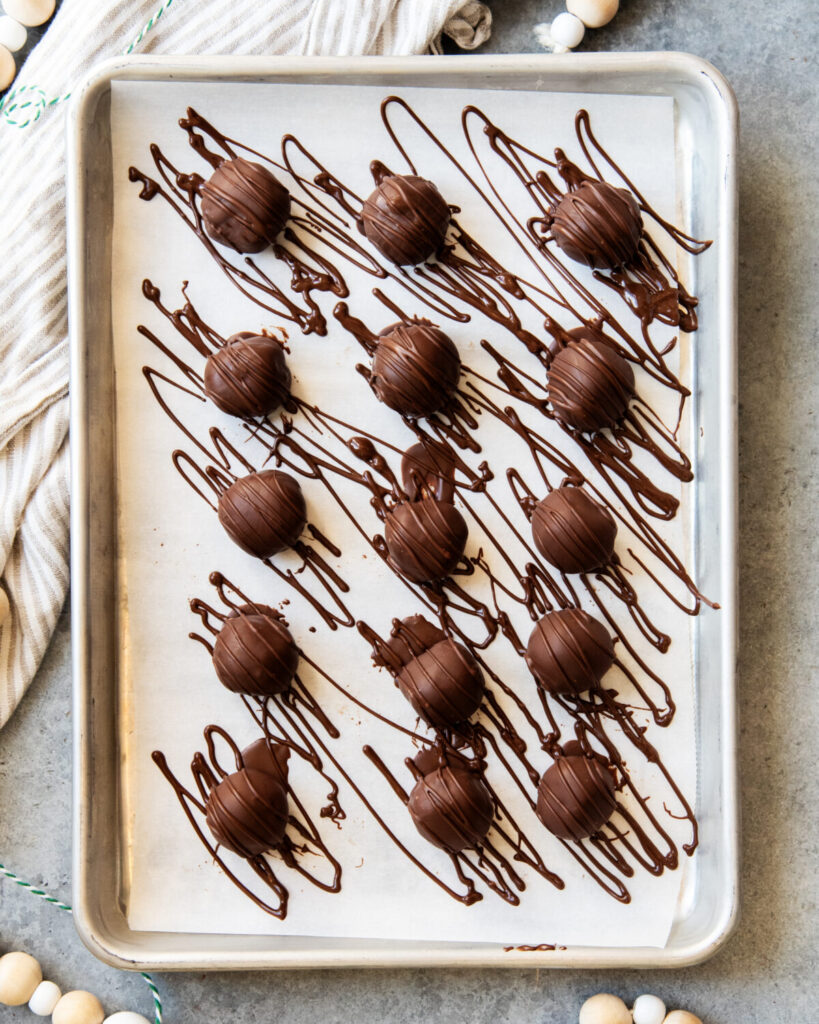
132 97 715 920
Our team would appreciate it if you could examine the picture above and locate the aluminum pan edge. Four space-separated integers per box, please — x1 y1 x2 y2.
68 52 738 971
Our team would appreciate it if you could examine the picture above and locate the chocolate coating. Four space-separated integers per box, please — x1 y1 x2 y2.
201 157 291 254
205 767 288 857
361 174 450 265
385 498 468 583
548 179 642 270
401 441 456 503
213 607 299 696
525 608 614 696
536 754 616 840
382 614 446 669
372 321 461 418
547 334 634 433
218 470 307 558
241 738 290 785
397 638 485 728
204 332 291 418
532 485 617 573
408 764 494 853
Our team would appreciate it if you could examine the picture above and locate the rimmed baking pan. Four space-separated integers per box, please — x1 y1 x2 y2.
67 52 738 970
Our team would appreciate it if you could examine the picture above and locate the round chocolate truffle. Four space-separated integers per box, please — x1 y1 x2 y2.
213 607 299 696
548 179 642 270
218 470 307 558
547 335 634 433
408 764 494 853
241 738 290 785
532 485 617 574
205 767 288 857
385 498 468 583
201 157 291 254
371 321 461 418
361 174 450 265
397 638 485 728
525 608 614 696
536 754 616 840
382 614 447 669
204 332 291 418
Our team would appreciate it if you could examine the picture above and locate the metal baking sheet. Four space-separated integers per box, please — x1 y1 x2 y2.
67 53 738 970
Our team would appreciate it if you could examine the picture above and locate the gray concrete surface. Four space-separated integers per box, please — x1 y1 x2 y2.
2 1 817 1021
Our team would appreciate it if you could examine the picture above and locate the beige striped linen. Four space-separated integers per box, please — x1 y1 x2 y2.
0 0 491 728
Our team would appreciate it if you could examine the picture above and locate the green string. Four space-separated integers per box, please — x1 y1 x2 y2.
0 862 163 1023
0 0 178 128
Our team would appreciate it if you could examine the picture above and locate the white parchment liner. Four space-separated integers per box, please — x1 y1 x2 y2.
110 81 701 947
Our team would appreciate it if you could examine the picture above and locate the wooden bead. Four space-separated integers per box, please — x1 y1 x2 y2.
29 980 62 1016
103 1014 152 1024
52 990 105 1024
550 11 585 48
567 0 620 29
664 1014 703 1024
0 43 15 92
1 0 55 28
0 951 42 1006
633 994 667 1024
579 993 632 1024
0 14 26 51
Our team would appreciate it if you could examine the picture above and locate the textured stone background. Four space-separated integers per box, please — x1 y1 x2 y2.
1 1 817 1021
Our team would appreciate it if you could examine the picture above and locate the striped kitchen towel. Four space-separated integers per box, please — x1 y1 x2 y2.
0 0 491 728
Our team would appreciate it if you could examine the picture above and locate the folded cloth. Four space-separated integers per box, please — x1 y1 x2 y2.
0 0 491 729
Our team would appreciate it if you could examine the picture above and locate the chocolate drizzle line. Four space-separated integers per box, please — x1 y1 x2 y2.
133 97 715 917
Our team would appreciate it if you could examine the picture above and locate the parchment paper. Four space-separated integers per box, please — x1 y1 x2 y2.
110 81 699 947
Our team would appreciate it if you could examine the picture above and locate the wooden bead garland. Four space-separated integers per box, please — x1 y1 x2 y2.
0 864 162 1022
534 0 620 53
578 993 705 1024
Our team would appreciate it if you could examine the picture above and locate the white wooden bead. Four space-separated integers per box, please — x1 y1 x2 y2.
52 990 106 1024
664 1013 703 1024
0 14 26 51
0 951 42 1006
1 0 55 28
550 12 585 49
103 1014 152 1024
579 993 632 1024
633 994 666 1024
29 980 62 1016
567 0 620 29
0 42 15 91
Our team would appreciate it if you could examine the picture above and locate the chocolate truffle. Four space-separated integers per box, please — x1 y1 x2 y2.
361 173 450 265
204 332 291 418
536 754 616 840
548 179 642 270
532 485 617 573
381 614 447 669
205 767 288 857
401 441 456 503
241 738 290 785
547 334 634 433
213 606 299 696
371 321 461 418
385 498 468 583
525 608 614 696
397 638 485 728
408 763 494 853
201 157 291 254
218 470 306 558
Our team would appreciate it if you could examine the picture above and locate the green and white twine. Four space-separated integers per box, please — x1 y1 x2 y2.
0 863 163 1023
0 0 178 128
